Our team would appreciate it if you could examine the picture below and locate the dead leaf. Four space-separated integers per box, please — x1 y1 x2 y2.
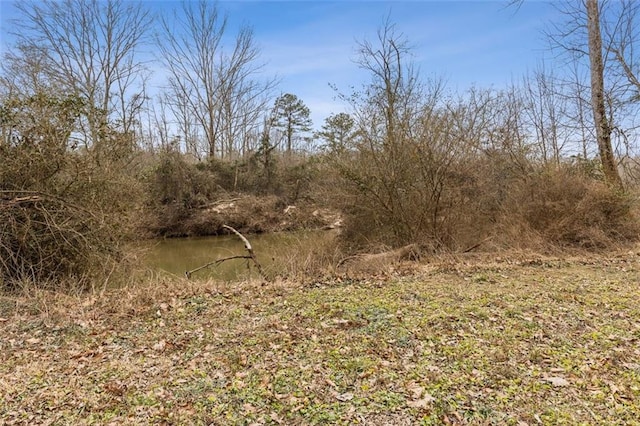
406 382 424 399
242 403 256 414
543 376 569 387
270 412 284 424
152 340 166 352
104 380 127 396
335 392 354 402
407 393 435 409
606 380 620 394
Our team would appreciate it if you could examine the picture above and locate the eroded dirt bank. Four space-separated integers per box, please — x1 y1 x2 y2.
140 195 343 238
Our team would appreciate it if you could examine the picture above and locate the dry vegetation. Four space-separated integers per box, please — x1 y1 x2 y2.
2 5 640 292
2 252 640 425
2 3 640 424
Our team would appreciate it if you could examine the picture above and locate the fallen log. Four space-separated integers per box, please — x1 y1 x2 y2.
337 243 420 268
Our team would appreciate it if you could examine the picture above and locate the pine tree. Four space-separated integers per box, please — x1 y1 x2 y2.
272 93 312 154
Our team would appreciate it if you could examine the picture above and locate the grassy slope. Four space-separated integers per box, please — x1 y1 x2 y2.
1 254 640 425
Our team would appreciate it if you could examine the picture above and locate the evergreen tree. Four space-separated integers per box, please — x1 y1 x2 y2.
272 93 312 154
317 112 356 152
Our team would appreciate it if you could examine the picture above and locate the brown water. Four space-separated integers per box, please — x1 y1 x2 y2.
144 230 330 280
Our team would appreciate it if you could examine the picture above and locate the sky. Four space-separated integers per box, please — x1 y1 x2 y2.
0 0 561 129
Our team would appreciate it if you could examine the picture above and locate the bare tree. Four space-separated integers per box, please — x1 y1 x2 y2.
606 0 640 101
471 86 529 160
563 53 595 160
218 27 276 158
1 44 56 100
333 18 469 247
160 88 204 159
10 0 152 147
522 64 569 165
158 0 274 159
512 0 637 187
585 0 623 188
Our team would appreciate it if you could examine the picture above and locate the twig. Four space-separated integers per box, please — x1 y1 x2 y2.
0 195 43 210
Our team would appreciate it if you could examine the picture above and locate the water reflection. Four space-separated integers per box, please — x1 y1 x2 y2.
144 231 329 280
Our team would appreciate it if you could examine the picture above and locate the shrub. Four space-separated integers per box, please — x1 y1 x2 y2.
0 192 122 291
333 147 639 254
502 165 639 249
0 92 141 292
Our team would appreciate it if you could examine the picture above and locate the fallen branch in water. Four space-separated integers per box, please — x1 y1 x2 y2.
184 255 250 279
185 225 268 280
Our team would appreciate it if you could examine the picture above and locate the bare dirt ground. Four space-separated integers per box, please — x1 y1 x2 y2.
1 250 640 425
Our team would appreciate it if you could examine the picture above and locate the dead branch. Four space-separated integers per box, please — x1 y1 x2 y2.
223 225 267 280
337 244 420 268
0 195 43 210
185 255 250 279
0 190 95 216
185 225 268 280
223 225 253 252
199 198 242 209
462 236 493 253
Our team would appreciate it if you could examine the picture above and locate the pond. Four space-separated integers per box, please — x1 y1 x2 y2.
143 230 334 280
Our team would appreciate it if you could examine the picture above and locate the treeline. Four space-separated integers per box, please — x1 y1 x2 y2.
1 1 640 291
322 20 639 253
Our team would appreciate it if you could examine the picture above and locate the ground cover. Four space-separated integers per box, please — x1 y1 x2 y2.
1 253 639 425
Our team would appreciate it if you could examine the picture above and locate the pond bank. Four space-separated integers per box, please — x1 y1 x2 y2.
140 194 342 238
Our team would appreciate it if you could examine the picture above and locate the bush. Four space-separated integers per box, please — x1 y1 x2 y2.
0 92 141 292
502 165 639 249
332 146 639 254
0 192 122 291
150 149 221 208
140 148 222 236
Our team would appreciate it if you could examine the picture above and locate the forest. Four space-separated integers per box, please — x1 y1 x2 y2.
1 1 640 424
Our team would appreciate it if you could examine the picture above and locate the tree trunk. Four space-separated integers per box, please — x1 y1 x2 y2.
586 0 623 189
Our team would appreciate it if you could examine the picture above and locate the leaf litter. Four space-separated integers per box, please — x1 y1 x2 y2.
1 253 640 424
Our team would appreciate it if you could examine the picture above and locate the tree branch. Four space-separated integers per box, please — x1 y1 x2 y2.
185 225 269 280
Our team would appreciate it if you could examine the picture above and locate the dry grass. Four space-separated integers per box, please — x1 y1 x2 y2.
1 251 640 425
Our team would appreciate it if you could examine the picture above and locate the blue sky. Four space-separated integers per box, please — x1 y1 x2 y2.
216 0 560 125
0 0 560 128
